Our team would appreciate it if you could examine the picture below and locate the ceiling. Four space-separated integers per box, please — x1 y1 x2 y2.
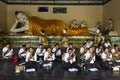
1 0 111 5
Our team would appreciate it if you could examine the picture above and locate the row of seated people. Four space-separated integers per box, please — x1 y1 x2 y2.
1 43 79 72
1 39 120 72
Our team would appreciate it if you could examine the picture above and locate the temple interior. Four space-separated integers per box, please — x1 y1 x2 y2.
0 0 120 80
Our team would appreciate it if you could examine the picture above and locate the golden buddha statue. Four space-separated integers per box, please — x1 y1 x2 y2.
10 11 89 36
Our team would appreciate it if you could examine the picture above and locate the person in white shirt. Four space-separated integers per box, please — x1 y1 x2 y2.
18 45 27 63
44 47 55 62
25 47 37 70
2 43 13 60
63 48 79 70
86 39 93 48
101 48 113 62
111 44 120 60
84 47 96 69
35 44 46 61
96 45 103 61
42 47 55 69
52 43 62 60
79 43 87 61
101 48 113 69
104 40 111 48
66 43 75 53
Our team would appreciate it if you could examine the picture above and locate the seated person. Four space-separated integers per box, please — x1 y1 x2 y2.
96 45 103 61
18 45 27 63
85 47 100 69
42 47 55 68
86 39 94 48
80 20 87 28
66 43 75 53
25 47 37 71
104 39 111 48
101 48 113 69
88 21 101 35
52 43 62 61
35 44 46 61
2 43 13 60
79 43 87 62
111 44 120 60
63 48 79 70
70 19 79 29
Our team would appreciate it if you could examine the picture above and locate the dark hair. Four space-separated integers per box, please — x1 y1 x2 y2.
114 44 118 48
39 43 43 46
69 43 72 46
83 43 86 46
41 29 45 33
64 28 67 31
15 11 20 15
6 43 11 45
47 47 51 50
103 47 108 51
22 45 26 47
55 43 59 46
68 48 73 51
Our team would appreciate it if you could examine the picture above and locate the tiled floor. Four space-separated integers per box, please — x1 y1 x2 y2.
0 61 120 80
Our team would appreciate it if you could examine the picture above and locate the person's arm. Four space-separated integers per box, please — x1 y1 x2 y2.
52 54 55 61
10 20 28 32
34 53 37 61
2 51 5 58
18 49 22 58
110 54 113 61
10 20 19 32
64 53 69 62
101 53 107 62
2 48 6 58
72 55 76 62
9 49 13 58
86 55 93 62
44 52 48 61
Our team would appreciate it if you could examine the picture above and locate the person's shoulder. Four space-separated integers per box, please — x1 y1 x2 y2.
44 51 48 55
3 47 6 49
65 52 68 55
101 52 105 55
19 48 23 50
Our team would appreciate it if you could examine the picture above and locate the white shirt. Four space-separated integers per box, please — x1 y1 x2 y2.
104 42 111 48
84 52 95 64
35 48 46 56
25 51 37 62
52 47 62 56
64 53 76 64
2 47 13 57
111 48 116 53
18 48 26 57
96 48 102 55
86 42 90 48
44 52 55 61
101 52 112 61
66 47 75 53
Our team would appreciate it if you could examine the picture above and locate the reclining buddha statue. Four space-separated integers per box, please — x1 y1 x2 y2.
10 11 89 36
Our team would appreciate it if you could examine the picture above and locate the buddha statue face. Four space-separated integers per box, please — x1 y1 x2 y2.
15 11 28 23
82 20 87 25
73 20 77 24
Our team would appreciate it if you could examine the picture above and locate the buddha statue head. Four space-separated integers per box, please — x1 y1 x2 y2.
15 11 29 23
